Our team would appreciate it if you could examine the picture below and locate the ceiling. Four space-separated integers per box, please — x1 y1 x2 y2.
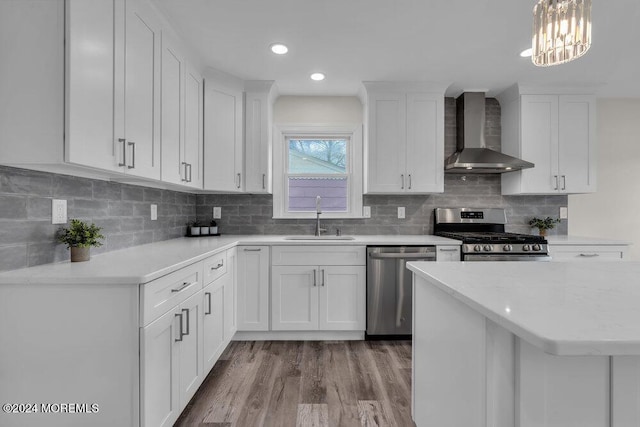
152 0 640 97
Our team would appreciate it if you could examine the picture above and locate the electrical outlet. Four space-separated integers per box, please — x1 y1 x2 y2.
363 206 371 218
560 206 568 219
51 199 67 224
398 207 405 219
150 204 158 221
213 207 221 219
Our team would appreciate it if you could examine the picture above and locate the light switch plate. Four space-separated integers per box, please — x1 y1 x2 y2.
560 206 568 219
398 207 405 219
363 206 371 218
213 207 221 219
51 199 67 224
150 204 158 221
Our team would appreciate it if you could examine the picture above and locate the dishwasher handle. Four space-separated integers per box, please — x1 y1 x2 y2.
368 252 436 260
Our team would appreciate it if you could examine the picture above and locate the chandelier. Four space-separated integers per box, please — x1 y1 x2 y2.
532 0 592 66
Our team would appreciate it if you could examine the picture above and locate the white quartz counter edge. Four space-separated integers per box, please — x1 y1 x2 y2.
0 235 460 285
407 261 640 356
547 235 632 245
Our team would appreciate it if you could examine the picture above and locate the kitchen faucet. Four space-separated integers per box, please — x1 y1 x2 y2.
315 196 326 236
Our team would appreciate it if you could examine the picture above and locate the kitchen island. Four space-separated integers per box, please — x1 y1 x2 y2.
407 261 640 427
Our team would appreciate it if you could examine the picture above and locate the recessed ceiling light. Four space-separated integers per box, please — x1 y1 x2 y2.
270 43 288 55
520 48 533 57
310 72 325 81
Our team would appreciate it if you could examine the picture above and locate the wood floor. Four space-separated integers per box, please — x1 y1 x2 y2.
175 340 415 427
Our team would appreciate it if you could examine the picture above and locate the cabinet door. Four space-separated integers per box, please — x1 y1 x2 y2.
519 95 560 194
271 266 319 331
203 279 225 373
244 90 271 193
184 64 203 188
66 0 122 172
237 246 270 331
160 32 184 185
204 81 244 192
318 266 366 330
366 92 407 193
406 93 444 193
123 0 161 179
224 247 238 338
140 308 180 427
178 291 204 408
558 95 596 193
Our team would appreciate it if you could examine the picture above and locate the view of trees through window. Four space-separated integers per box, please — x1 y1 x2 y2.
288 139 347 172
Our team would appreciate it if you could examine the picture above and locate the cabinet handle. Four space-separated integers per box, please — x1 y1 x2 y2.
579 253 600 258
243 248 261 252
182 308 190 336
237 173 241 189
181 162 188 182
553 175 559 190
127 141 136 169
175 313 183 342
313 269 317 287
561 175 566 190
171 281 192 293
438 248 459 252
321 269 325 287
205 292 212 315
210 261 224 270
188 163 192 183
118 138 127 167
401 174 405 190
408 174 412 190
262 173 266 190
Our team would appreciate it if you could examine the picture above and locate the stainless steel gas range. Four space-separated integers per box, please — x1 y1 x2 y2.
434 208 551 261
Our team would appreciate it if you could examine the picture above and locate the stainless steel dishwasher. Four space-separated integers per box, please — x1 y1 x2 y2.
366 246 436 338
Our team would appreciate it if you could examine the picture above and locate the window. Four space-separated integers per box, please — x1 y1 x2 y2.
273 125 363 219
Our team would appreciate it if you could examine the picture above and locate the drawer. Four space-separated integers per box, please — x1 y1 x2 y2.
549 245 628 262
272 245 366 266
140 262 203 326
203 251 227 285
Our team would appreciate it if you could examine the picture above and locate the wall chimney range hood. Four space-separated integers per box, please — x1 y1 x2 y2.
445 92 534 173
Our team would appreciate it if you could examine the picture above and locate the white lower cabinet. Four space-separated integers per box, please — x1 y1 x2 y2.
271 246 366 332
203 276 226 373
237 246 270 331
549 244 629 261
177 291 205 408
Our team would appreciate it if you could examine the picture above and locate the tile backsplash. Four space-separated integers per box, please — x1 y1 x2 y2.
0 97 567 272
0 165 195 272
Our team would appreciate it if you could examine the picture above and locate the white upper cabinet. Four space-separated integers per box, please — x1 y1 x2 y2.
244 81 277 194
499 85 596 195
363 82 445 194
204 70 244 192
183 65 204 189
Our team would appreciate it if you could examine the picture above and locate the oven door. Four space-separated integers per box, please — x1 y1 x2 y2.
464 254 552 261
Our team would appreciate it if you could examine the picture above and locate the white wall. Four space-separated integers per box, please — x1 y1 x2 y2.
569 99 640 260
273 96 363 123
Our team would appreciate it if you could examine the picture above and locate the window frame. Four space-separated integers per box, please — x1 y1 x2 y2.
272 124 363 219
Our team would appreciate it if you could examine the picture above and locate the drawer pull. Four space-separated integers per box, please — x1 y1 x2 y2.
205 292 212 315
210 261 224 270
243 248 262 252
313 269 317 287
171 281 192 293
579 253 599 258
182 308 190 336
439 248 459 252
321 269 325 287
175 313 183 342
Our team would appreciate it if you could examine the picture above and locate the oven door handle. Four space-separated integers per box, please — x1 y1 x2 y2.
368 252 436 260
396 259 405 328
464 254 552 262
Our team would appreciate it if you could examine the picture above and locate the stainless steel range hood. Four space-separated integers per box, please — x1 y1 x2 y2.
445 92 534 173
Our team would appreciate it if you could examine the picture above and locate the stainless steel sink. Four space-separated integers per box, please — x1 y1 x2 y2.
284 236 355 241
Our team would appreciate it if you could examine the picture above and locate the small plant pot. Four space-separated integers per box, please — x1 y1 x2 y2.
200 226 210 235
70 246 90 262
190 226 201 236
538 229 547 237
210 226 218 235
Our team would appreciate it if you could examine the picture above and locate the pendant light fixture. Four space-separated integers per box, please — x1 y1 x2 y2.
532 0 592 66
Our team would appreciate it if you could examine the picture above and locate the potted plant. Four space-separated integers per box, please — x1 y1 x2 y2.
199 220 210 236
187 221 200 236
529 217 560 236
210 220 218 235
57 219 105 262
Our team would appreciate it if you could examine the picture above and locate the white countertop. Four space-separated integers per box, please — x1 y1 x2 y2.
407 261 640 356
0 234 459 285
547 235 632 246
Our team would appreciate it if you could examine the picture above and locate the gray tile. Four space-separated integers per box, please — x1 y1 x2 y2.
0 167 53 196
108 201 134 217
70 199 110 218
122 185 144 201
0 195 28 219
143 188 163 202
27 241 69 267
93 180 122 200
0 244 27 271
27 197 51 220
52 175 93 198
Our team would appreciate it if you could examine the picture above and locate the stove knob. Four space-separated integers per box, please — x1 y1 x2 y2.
503 244 513 252
532 244 541 251
523 244 531 252
474 245 483 252
483 244 493 252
